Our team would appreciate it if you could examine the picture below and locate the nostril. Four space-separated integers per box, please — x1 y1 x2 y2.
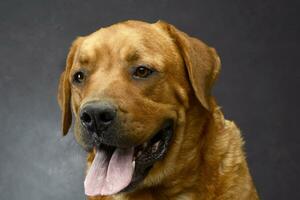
81 112 92 124
99 111 114 123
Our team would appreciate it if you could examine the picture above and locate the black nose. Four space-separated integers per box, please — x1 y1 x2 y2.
80 101 117 132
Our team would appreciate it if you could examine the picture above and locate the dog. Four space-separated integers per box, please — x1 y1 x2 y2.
57 20 259 200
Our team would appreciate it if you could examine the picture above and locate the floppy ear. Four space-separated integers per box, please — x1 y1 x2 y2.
57 38 82 136
157 21 221 111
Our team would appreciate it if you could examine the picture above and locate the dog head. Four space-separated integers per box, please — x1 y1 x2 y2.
57 20 220 196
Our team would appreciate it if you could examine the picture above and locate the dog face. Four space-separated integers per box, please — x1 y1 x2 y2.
57 20 220 196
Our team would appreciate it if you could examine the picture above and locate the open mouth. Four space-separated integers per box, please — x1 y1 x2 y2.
84 121 173 196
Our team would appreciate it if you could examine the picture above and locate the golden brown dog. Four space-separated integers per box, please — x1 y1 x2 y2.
57 20 259 200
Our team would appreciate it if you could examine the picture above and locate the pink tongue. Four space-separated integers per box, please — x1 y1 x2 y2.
84 147 135 196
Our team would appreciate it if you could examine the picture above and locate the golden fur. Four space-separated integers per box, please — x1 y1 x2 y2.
57 20 259 200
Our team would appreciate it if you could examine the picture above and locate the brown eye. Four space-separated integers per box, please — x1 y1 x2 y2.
133 66 153 79
73 71 85 84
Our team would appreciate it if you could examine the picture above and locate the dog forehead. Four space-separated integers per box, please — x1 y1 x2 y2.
78 22 178 66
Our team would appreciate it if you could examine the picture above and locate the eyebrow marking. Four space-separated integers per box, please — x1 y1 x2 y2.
125 50 140 62
79 55 89 65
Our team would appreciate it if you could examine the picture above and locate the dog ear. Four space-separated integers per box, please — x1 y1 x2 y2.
157 21 221 111
57 37 82 136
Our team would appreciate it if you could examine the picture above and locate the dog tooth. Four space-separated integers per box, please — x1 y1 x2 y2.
153 141 160 151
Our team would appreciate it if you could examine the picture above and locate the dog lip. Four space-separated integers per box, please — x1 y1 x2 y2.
134 121 173 164
121 120 174 193
92 136 134 150
91 120 173 157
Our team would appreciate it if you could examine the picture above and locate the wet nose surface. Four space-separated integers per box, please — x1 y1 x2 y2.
80 101 117 132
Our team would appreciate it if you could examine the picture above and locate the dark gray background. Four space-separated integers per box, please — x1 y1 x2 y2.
0 0 299 199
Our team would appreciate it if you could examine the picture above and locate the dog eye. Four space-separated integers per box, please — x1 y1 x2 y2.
73 71 85 84
133 66 153 79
